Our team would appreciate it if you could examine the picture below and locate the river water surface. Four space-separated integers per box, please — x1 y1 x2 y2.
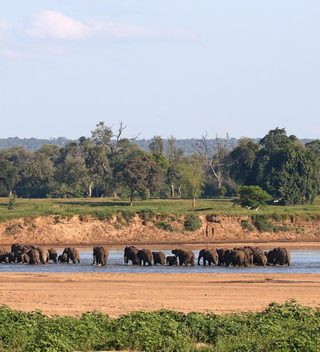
0 249 319 274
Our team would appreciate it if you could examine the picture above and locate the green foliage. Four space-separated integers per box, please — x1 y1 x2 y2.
240 219 254 231
250 128 320 205
92 210 113 221
252 214 275 232
239 185 272 209
137 209 156 222
156 221 174 232
7 196 16 210
252 215 289 233
184 214 202 231
119 210 136 224
0 302 319 351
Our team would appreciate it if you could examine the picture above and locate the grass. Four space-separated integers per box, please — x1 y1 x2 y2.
0 301 319 351
1 197 320 223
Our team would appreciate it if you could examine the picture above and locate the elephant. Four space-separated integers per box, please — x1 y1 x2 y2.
166 255 178 266
198 248 219 266
267 248 290 266
224 249 249 267
12 244 31 262
234 247 254 266
48 248 58 263
0 246 6 255
11 243 25 253
62 247 80 264
58 253 68 263
92 246 109 266
152 251 166 265
27 248 40 265
0 252 14 263
124 246 139 265
137 249 153 266
217 248 227 266
172 249 195 266
247 246 267 266
20 253 30 264
15 251 30 264
36 247 49 264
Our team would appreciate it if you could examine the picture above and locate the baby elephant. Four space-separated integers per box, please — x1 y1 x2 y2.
166 255 178 266
152 251 166 265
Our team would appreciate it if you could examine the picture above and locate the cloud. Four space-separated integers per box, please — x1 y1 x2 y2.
27 11 196 41
27 11 93 40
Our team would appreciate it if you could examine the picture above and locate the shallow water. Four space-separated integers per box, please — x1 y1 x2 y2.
0 250 319 274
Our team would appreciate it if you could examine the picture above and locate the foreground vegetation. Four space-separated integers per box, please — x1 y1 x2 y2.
0 301 318 351
2 197 320 224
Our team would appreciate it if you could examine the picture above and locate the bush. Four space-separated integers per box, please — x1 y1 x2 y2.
119 210 136 224
137 209 155 222
240 219 254 232
252 215 290 233
239 186 272 209
156 221 174 232
184 214 202 231
0 302 319 351
93 210 113 221
252 215 274 232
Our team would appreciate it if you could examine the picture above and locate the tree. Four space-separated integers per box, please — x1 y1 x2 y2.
149 135 164 155
179 156 204 206
0 158 18 196
250 129 320 205
227 138 259 185
113 150 162 205
239 186 272 209
195 133 229 190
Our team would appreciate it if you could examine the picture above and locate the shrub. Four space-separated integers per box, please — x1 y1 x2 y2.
184 214 202 231
7 196 16 210
240 219 254 232
239 186 272 209
137 209 155 222
118 210 136 224
156 221 174 232
252 215 274 232
93 210 113 221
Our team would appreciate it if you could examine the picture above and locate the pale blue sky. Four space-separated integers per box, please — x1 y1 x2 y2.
1 1 320 139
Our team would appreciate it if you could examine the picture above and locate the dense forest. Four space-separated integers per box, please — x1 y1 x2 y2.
0 123 319 205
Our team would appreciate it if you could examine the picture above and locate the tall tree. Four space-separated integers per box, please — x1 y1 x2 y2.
195 133 229 190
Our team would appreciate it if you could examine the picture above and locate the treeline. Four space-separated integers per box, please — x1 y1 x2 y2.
0 123 320 205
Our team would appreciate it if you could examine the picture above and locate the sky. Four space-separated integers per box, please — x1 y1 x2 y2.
1 0 320 140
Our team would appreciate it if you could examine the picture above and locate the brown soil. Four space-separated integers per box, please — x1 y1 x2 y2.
0 214 320 246
0 273 319 317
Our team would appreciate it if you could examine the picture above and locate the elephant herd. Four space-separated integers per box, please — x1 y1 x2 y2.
123 246 291 267
0 244 80 265
0 243 290 268
197 247 290 267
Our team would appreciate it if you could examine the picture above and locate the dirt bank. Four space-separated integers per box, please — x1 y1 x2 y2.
0 214 320 246
0 272 319 317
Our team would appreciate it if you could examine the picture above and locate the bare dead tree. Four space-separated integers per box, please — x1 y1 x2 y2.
195 133 230 189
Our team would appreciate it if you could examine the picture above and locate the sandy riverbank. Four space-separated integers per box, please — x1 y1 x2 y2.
0 272 319 316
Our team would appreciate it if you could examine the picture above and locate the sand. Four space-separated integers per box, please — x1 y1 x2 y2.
0 272 319 317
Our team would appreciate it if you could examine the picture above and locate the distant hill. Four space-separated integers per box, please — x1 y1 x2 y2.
0 137 315 154
0 137 71 151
